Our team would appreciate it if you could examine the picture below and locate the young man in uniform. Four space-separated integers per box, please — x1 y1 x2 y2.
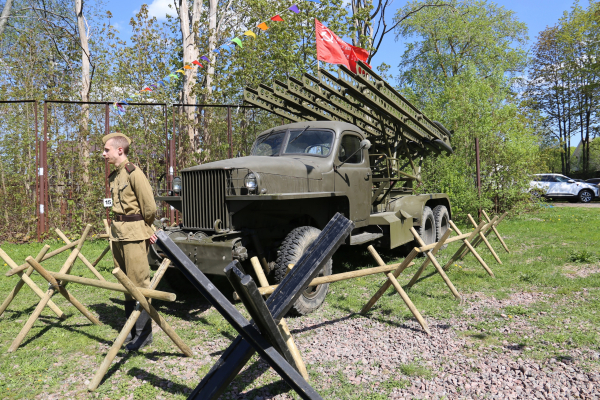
102 132 158 351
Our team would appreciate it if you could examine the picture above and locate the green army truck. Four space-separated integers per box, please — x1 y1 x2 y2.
151 61 453 315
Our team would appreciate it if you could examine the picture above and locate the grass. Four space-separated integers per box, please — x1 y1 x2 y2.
0 205 599 399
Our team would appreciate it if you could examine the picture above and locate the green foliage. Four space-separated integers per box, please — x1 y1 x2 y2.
396 1 539 218
568 249 597 263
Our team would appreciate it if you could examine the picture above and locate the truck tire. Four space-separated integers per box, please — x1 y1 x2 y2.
432 205 450 250
272 226 332 316
418 206 436 251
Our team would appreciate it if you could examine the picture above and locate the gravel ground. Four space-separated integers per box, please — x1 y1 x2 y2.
268 291 600 400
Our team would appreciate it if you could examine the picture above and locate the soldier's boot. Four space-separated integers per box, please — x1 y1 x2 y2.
126 310 153 351
123 300 137 344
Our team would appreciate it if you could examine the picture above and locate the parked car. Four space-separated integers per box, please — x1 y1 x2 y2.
530 174 599 203
585 178 600 186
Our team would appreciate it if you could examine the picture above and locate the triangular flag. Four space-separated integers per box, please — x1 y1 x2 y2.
288 5 300 13
201 56 210 62
176 69 184 73
183 65 192 69
244 30 256 38
271 15 284 22
157 81 164 86
164 76 171 83
192 60 202 66
121 99 129 105
169 73 179 79
231 37 243 47
213 48 220 54
257 22 269 30
126 98 133 102
150 84 157 89
143 87 152 91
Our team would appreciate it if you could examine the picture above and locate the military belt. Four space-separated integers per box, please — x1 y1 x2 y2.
113 214 144 222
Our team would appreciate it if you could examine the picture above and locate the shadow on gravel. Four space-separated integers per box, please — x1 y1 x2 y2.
228 358 293 398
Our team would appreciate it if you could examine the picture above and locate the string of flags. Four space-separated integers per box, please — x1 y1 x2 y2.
113 0 322 116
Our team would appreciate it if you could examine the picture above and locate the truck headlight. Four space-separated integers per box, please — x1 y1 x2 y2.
244 172 258 191
172 176 182 194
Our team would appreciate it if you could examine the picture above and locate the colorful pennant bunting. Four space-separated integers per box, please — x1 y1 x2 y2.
244 30 256 38
192 60 203 66
271 15 284 22
258 22 269 30
289 5 300 13
231 37 243 47
200 56 210 62
183 65 192 69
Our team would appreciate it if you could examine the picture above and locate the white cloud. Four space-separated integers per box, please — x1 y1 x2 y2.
146 0 174 21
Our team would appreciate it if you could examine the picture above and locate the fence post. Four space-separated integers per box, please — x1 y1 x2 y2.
228 106 232 159
104 103 110 225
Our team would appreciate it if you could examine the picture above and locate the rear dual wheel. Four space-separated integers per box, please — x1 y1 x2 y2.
418 205 449 250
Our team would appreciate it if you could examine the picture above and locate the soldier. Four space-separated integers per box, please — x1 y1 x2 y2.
102 132 158 351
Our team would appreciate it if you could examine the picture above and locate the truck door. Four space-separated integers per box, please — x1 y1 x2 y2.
334 132 371 225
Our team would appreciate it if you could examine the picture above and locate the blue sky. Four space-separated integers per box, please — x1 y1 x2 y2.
103 0 579 72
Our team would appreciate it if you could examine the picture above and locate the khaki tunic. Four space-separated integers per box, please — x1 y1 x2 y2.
108 159 156 297
108 159 156 241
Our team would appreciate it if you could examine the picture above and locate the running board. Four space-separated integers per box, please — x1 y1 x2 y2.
350 232 384 245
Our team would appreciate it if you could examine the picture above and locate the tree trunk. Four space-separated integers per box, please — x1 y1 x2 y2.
0 0 13 38
178 0 200 152
75 0 91 184
199 0 218 163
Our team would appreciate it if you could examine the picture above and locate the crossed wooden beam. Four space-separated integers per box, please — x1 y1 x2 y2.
358 213 510 333
156 212 354 400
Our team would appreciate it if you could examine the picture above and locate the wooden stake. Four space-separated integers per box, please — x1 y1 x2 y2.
92 245 111 268
55 228 106 281
0 245 65 319
407 227 451 286
26 257 101 326
408 227 461 301
88 259 172 391
5 239 82 277
249 256 309 380
448 221 495 278
112 268 193 357
362 246 430 335
8 225 92 352
442 220 484 271
483 210 510 253
361 248 418 315
467 214 502 264
49 272 176 301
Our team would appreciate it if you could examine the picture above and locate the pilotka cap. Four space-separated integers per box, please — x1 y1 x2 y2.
102 132 132 145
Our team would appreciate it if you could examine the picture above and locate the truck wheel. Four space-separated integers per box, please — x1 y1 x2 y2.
432 205 450 250
272 226 332 316
418 206 436 251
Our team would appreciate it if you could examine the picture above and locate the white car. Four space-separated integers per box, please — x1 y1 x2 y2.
530 174 599 203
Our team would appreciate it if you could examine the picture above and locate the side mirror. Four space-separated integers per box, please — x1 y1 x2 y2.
360 139 372 150
567 179 575 183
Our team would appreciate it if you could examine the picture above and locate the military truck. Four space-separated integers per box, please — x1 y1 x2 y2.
152 61 453 315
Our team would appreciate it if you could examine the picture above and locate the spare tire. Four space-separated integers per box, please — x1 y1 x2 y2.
272 226 332 316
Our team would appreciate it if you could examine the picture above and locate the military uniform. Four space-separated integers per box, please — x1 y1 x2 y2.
103 132 157 351
108 158 156 297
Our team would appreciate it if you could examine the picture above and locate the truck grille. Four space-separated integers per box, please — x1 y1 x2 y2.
182 169 230 230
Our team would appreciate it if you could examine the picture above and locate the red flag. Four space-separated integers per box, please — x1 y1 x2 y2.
271 15 284 22
315 19 370 73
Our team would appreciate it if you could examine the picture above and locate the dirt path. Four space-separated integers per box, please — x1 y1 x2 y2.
551 202 600 208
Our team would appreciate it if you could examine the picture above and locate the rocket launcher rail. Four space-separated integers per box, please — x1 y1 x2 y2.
244 61 453 157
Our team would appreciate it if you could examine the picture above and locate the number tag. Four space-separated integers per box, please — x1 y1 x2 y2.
103 198 113 208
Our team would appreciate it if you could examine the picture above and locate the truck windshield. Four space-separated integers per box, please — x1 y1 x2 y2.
251 129 334 157
251 131 286 156
283 129 333 156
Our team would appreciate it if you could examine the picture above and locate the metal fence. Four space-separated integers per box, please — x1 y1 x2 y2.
0 100 280 242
